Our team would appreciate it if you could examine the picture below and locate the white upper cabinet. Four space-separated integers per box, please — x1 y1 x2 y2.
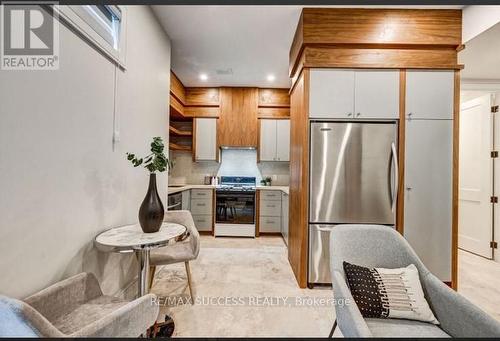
406 70 454 120
310 69 399 119
276 119 290 162
260 119 277 161
260 119 290 162
354 70 399 119
310 69 355 119
195 118 217 161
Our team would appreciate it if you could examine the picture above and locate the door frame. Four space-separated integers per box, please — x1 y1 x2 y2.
460 81 500 267
458 93 495 259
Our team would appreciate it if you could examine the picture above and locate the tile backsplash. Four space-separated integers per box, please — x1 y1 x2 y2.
168 149 289 185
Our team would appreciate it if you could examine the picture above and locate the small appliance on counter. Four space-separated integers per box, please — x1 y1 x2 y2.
214 176 256 237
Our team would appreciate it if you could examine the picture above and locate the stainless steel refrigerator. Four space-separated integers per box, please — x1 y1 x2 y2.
308 121 399 285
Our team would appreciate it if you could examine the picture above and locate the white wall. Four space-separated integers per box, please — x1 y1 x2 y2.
0 6 171 298
463 5 500 43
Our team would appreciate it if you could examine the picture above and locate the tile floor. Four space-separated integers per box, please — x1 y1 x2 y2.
150 236 500 337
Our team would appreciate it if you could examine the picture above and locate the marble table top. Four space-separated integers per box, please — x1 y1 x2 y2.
95 222 187 252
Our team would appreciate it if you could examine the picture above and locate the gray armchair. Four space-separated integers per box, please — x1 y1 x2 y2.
329 224 500 338
149 210 200 301
3 272 159 337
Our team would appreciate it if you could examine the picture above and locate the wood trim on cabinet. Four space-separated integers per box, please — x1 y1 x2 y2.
184 106 220 118
288 69 310 288
258 88 290 108
302 46 460 70
289 8 462 78
451 70 460 291
185 88 220 107
396 70 406 235
258 107 290 119
255 190 260 237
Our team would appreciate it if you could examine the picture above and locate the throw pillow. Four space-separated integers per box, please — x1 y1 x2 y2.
343 261 439 324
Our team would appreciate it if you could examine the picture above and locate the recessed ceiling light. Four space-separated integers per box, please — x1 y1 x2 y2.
267 74 276 82
199 73 208 81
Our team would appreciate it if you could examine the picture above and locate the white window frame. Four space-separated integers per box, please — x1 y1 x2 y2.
55 5 127 68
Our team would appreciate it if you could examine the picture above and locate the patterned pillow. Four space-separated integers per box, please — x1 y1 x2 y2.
343 261 439 324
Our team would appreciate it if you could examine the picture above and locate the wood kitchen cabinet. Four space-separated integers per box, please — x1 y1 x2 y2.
194 118 217 161
281 192 289 245
309 69 399 119
259 119 290 162
218 87 258 148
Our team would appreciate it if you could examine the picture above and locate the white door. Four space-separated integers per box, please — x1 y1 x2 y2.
406 70 454 120
459 95 493 258
404 119 453 281
195 118 217 161
354 70 399 119
260 119 277 161
276 119 290 161
309 69 355 119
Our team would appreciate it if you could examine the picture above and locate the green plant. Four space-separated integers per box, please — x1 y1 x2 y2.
126 137 172 173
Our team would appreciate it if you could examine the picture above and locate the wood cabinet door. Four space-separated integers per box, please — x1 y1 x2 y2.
354 70 399 119
276 119 290 161
404 119 453 281
195 118 217 161
309 69 355 119
406 70 454 120
260 119 277 161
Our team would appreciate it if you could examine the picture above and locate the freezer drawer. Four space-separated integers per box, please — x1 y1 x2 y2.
308 224 336 284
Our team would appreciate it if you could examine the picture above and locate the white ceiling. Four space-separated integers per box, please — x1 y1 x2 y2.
152 5 463 88
459 22 500 82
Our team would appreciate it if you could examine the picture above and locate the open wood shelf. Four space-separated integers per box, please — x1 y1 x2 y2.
169 142 192 152
169 125 192 136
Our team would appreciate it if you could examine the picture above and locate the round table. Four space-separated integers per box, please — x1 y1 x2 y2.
95 222 187 297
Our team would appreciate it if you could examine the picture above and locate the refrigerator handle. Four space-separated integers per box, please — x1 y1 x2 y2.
391 142 399 212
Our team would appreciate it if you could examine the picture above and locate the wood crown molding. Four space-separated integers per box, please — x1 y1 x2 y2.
289 8 463 79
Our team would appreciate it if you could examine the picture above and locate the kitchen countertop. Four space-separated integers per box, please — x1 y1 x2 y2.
168 184 216 195
168 184 289 195
256 186 289 195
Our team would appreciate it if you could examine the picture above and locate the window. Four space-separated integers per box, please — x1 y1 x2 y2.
57 5 126 67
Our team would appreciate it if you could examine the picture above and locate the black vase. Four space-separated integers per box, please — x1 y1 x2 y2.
139 173 165 233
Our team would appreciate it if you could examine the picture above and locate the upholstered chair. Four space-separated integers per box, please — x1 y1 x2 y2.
0 272 158 337
149 210 200 302
329 224 500 338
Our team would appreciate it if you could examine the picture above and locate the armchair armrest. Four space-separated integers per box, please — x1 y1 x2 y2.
70 293 159 337
423 273 500 337
24 273 102 323
331 270 372 337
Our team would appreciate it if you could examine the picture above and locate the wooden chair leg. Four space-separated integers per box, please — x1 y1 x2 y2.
184 261 194 304
148 266 156 291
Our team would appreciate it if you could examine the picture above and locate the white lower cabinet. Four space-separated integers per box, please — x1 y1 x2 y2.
189 189 213 232
259 190 282 233
404 119 453 281
281 192 289 245
181 190 190 210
